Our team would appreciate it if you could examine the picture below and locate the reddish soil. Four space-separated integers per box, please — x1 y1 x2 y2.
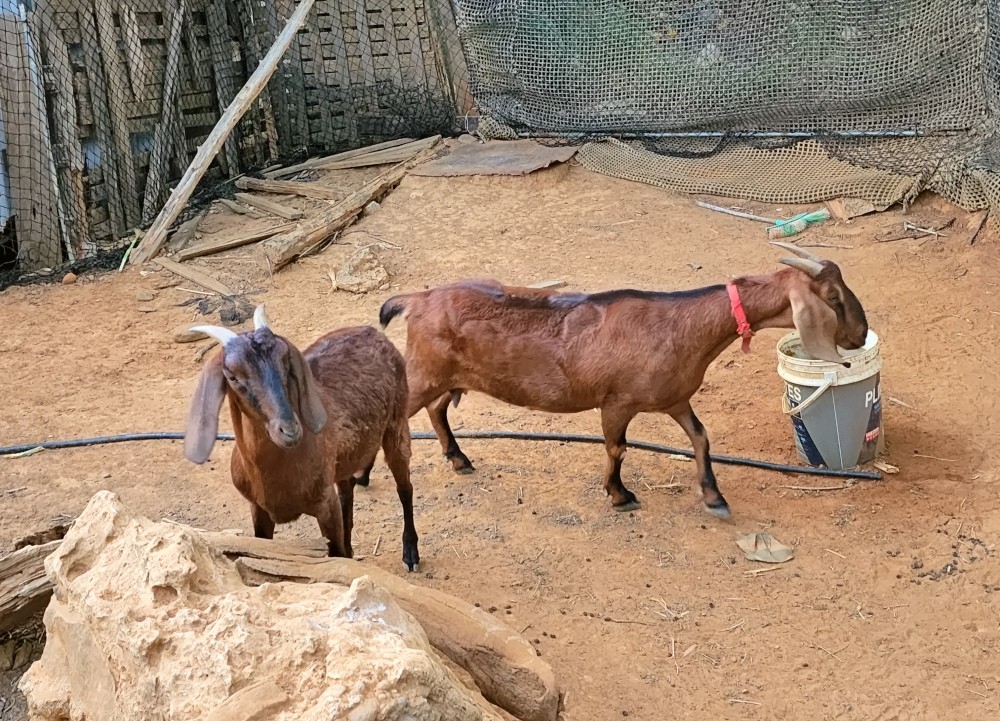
2 161 999 720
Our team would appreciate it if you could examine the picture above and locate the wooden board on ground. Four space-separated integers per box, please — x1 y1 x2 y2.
0 540 62 632
233 192 304 220
256 143 440 271
264 137 417 179
166 209 207 253
316 136 441 171
174 222 297 261
410 140 577 177
157 257 235 296
235 177 343 200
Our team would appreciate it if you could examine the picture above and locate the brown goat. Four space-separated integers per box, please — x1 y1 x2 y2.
374 243 868 519
183 305 419 571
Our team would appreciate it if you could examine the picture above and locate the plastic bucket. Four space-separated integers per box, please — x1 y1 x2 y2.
776 330 884 469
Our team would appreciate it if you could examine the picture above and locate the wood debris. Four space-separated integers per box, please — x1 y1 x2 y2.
256 142 440 271
232 192 304 220
235 176 343 200
173 222 297 261
264 137 418 179
157 257 235 296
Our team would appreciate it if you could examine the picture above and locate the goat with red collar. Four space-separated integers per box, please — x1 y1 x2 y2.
375 242 869 520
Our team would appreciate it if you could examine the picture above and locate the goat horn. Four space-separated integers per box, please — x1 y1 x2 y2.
190 325 239 348
779 257 826 278
253 304 270 331
769 241 822 263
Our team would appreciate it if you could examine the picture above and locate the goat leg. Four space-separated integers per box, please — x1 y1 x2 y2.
669 403 731 520
427 391 475 474
383 423 420 573
599 405 641 511
336 479 355 558
251 504 275 539
317 502 347 558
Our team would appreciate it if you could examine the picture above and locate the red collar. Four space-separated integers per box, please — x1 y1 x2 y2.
727 282 754 353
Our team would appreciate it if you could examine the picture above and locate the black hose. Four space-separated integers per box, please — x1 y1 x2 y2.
0 430 881 480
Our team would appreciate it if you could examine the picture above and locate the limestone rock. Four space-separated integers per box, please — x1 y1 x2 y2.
19 491 505 721
172 325 209 343
335 247 389 294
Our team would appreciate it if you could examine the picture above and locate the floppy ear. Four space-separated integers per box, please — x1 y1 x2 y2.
184 353 228 464
788 287 849 366
288 346 327 434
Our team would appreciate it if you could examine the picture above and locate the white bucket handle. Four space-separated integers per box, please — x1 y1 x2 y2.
782 375 835 416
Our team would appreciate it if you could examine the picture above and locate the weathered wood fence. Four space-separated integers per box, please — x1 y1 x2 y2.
0 0 470 270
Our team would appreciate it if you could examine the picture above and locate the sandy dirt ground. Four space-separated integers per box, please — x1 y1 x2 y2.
1 161 999 720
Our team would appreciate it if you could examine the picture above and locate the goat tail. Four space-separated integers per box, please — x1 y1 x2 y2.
379 294 411 328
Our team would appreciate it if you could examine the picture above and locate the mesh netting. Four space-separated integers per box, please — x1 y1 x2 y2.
3 0 1000 289
458 0 1000 220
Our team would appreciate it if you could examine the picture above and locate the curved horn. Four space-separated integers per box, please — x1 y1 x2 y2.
779 257 825 279
190 325 239 348
769 241 821 262
253 303 270 331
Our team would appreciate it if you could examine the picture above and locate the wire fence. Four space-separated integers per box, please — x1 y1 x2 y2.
2 1 999 289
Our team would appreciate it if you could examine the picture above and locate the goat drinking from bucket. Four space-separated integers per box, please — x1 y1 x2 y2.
373 242 868 519
183 305 420 571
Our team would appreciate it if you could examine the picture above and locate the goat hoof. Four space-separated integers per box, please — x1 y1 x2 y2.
453 464 475 475
704 501 731 520
613 500 641 512
405 561 420 573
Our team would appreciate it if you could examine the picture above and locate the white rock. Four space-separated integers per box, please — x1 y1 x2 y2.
335 247 390 294
19 491 504 721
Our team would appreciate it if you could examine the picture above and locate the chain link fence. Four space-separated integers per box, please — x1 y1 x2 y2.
2 0 999 289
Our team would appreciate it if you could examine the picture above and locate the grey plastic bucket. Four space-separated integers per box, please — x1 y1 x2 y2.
776 330 884 470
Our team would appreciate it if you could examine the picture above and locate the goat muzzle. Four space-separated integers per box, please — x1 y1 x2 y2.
268 418 303 448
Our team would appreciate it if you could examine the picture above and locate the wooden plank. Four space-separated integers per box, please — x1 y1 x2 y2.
142 0 186 224
129 0 319 265
93 0 142 228
174 222 297 260
0 540 62 632
38 6 94 259
182 5 209 93
275 0 309 150
165 208 206 252
426 0 472 118
300 3 334 148
0 8 64 269
265 136 415 178
156 257 235 295
367 0 405 91
205 0 238 176
235 176 342 200
261 0 293 156
233 192 304 220
256 142 439 270
216 197 256 215
118 3 150 100
349 0 378 113
393 0 429 92
240 1 280 163
316 135 439 169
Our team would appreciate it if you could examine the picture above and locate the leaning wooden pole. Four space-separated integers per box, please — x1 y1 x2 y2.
129 0 317 266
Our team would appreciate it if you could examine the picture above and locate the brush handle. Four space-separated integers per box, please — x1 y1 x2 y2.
767 218 810 238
